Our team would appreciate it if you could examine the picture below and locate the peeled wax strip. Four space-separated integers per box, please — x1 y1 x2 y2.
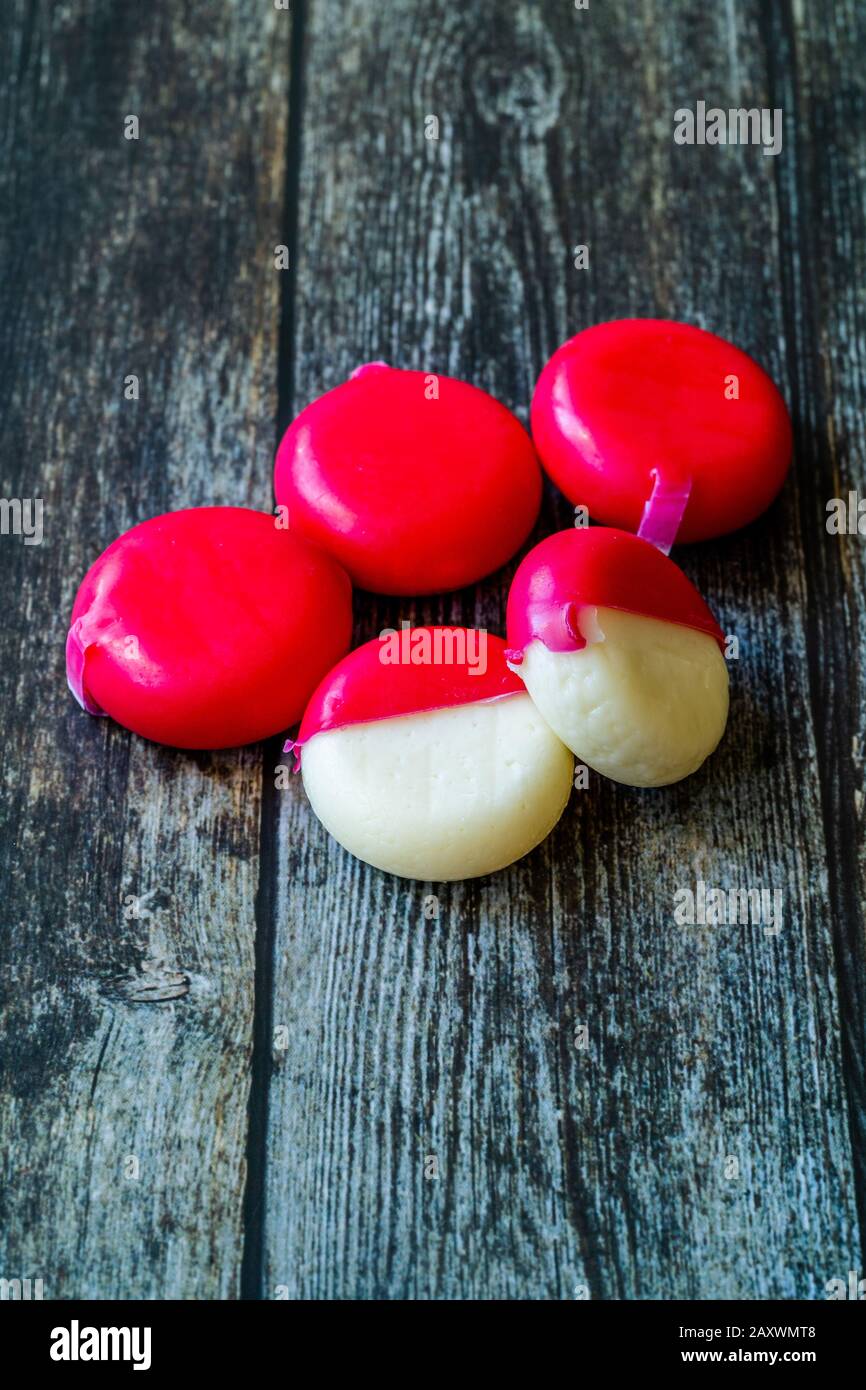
67 507 352 749
531 318 792 543
274 363 542 595
292 628 573 880
506 528 729 788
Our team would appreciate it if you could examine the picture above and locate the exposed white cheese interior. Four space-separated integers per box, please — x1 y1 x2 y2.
301 692 573 880
515 606 729 787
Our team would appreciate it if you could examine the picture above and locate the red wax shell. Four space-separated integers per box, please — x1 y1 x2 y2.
290 627 523 758
505 527 725 658
67 507 353 749
531 319 792 543
274 363 542 594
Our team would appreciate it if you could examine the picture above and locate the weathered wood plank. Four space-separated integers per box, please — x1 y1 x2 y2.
0 1 289 1297
772 0 866 1241
261 0 861 1298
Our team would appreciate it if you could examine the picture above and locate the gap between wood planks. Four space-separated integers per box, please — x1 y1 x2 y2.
241 0 308 1302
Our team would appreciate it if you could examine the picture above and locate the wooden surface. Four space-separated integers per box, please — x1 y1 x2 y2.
1 0 864 1300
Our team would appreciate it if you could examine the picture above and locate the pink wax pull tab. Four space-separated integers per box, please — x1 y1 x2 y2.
349 360 390 379
65 617 108 717
507 593 596 662
637 469 693 555
283 738 302 772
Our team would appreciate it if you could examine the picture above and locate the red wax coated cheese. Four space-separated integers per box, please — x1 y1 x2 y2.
66 507 352 749
505 527 729 788
291 628 573 881
274 363 542 594
531 319 792 544
291 627 524 758
506 526 725 660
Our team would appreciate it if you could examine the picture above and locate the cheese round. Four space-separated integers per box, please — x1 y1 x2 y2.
274 363 541 594
66 507 353 748
531 318 792 542
505 527 730 787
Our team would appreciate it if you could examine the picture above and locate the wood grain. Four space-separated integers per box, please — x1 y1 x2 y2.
0 0 289 1297
260 0 863 1298
762 0 866 1246
2 0 864 1302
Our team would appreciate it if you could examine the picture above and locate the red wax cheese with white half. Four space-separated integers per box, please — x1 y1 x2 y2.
290 627 573 880
67 507 352 749
506 528 729 787
531 319 792 546
274 363 542 594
